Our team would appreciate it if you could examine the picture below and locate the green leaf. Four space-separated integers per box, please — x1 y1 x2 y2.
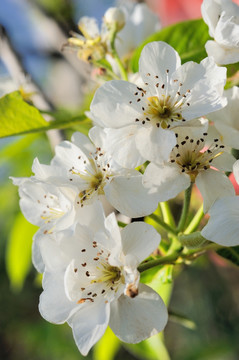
6 212 38 291
0 91 89 138
217 246 239 266
130 19 211 73
93 327 120 360
0 91 48 137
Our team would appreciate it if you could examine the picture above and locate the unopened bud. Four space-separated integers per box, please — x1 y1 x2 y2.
104 7 125 31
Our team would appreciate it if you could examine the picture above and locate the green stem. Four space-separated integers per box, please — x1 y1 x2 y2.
111 49 128 80
138 242 222 274
160 201 175 227
177 183 193 233
160 201 180 253
184 204 204 234
109 24 128 81
149 214 178 236
138 253 179 273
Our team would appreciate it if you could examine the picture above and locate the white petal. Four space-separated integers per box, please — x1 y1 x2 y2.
172 60 226 119
68 300 110 356
174 117 209 139
214 12 239 48
116 3 160 57
78 16 100 39
39 271 78 324
38 231 71 271
200 56 227 96
105 174 158 217
75 200 106 231
120 222 161 264
32 230 45 273
52 140 89 171
88 126 106 150
205 40 239 65
196 168 235 213
104 212 122 250
90 80 142 128
102 126 145 168
71 132 95 155
201 0 221 36
143 163 190 202
135 126 176 164
212 151 235 172
32 158 61 180
139 41 181 87
202 196 239 246
214 122 239 149
109 283 168 343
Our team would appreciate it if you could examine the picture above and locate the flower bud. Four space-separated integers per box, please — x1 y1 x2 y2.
104 7 125 31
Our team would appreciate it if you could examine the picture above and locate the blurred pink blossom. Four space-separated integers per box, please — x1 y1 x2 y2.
147 0 239 26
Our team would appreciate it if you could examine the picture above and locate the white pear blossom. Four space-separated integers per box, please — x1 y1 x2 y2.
143 129 235 213
11 175 76 234
38 210 168 355
201 160 239 246
90 41 227 167
206 86 239 149
66 16 107 62
11 147 112 235
201 0 239 64
33 131 158 218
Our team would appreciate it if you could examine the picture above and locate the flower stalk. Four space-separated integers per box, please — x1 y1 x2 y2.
149 213 178 236
108 23 128 81
138 252 180 273
177 183 193 233
184 204 204 234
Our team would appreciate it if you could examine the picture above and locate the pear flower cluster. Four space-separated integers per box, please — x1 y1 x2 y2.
12 0 239 356
12 122 168 354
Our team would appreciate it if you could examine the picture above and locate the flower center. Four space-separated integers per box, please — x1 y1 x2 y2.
146 96 174 129
73 241 125 305
66 27 106 62
131 71 191 129
41 207 65 223
68 149 111 207
90 172 104 191
39 193 67 229
170 133 225 182
92 264 121 284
